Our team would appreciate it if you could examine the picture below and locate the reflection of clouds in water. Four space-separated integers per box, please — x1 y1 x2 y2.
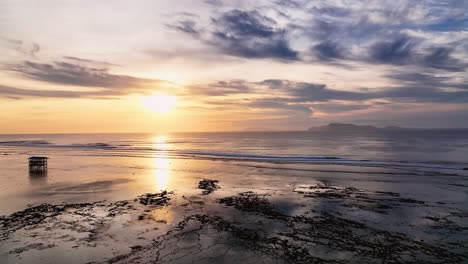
152 135 171 191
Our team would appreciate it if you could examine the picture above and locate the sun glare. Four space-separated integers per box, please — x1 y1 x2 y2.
142 94 177 113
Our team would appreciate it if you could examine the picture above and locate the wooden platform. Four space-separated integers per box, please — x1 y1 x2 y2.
29 156 48 171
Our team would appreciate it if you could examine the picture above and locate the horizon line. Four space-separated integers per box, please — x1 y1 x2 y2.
2 127 468 135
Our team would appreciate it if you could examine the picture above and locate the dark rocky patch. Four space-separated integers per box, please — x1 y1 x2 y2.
0 202 97 241
2 188 467 264
107 200 135 217
295 183 426 214
101 208 467 263
218 191 285 219
138 191 171 206
198 179 220 195
1 192 172 242
214 191 466 263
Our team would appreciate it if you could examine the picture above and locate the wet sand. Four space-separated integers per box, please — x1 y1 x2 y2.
1 178 467 264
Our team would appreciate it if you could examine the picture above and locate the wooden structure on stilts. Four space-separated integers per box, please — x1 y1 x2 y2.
28 156 49 172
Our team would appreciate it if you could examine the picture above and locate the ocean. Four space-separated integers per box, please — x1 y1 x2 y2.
1 130 468 263
1 130 467 215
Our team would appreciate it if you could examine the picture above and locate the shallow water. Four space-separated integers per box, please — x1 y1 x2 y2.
0 132 467 263
1 131 467 214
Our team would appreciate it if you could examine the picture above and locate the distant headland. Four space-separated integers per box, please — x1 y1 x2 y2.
307 123 467 132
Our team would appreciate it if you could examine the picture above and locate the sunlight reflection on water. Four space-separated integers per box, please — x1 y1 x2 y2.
152 135 171 191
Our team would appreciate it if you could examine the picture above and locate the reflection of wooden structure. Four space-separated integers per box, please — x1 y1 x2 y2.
28 156 48 172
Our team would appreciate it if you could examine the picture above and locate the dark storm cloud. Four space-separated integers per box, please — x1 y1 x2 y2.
366 36 466 71
165 1 468 69
369 36 417 65
420 47 467 72
167 9 299 61
6 61 161 89
312 41 347 61
210 10 298 60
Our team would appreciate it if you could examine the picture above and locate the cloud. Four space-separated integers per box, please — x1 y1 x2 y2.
167 9 299 61
210 10 299 60
166 19 200 36
0 85 95 98
366 35 466 71
163 2 468 70
248 99 312 113
274 0 306 9
62 56 121 67
187 80 251 96
420 47 466 71
257 78 468 106
379 86 468 103
1 60 173 99
257 80 370 102
0 36 40 57
386 71 468 90
204 0 223 6
368 36 418 65
6 61 163 89
189 77 468 110
311 103 370 113
312 41 347 61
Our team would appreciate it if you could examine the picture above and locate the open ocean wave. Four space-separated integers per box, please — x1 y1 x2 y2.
0 140 51 146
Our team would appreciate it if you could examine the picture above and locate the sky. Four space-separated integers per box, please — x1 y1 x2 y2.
0 0 467 133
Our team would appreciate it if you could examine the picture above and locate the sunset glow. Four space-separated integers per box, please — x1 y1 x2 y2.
142 94 177 114
1 2 467 263
0 0 466 133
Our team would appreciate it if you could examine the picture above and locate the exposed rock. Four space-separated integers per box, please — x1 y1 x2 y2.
0 202 96 241
218 191 285 219
198 179 220 195
138 191 171 206
100 191 467 263
294 183 426 214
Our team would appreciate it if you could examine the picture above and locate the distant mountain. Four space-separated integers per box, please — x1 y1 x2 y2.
308 123 408 132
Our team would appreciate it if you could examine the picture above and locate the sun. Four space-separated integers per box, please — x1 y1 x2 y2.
141 94 177 113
